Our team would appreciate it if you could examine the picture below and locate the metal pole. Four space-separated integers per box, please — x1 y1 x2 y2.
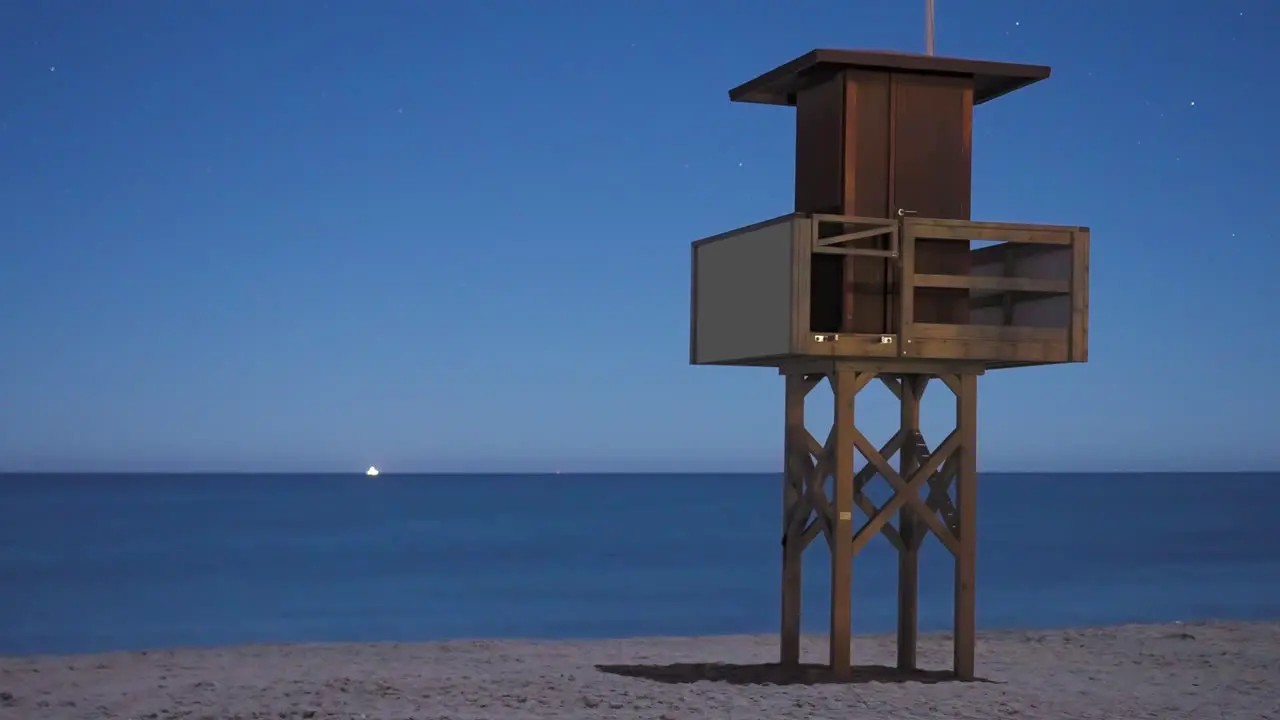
925 0 935 55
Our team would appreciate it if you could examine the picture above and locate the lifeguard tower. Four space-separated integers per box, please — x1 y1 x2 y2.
688 39 1089 680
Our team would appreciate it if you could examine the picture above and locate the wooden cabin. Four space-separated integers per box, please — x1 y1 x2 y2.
689 50 1089 371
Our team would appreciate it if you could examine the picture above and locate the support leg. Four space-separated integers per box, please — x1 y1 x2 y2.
896 375 924 671
954 373 978 679
780 375 806 666
828 370 857 676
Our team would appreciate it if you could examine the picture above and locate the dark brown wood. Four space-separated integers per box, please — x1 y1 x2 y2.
729 49 1051 107
852 430 960 557
914 275 1069 293
780 374 810 666
844 72 892 336
1070 229 1091 362
775 363 982 678
795 78 846 215
791 66 978 337
794 71 893 337
829 369 863 676
690 45 1088 682
779 358 987 377
794 77 848 336
693 50 1088 372
893 73 973 326
896 375 925 670
954 373 979 680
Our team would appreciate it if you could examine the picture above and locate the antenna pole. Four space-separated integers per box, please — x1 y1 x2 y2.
925 0 935 55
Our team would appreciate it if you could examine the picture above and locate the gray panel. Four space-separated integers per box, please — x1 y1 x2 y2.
693 219 794 364
970 243 1071 328
1014 247 1072 281
969 304 1003 326
971 244 1070 280
1013 295 1070 328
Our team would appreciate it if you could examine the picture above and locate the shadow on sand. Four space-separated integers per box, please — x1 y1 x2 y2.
595 662 992 686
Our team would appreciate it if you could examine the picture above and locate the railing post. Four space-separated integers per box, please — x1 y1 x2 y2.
897 219 915 355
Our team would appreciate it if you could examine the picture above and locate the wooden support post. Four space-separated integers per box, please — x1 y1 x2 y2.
828 370 857 676
775 364 980 679
896 375 925 670
780 374 806 666
953 373 979 679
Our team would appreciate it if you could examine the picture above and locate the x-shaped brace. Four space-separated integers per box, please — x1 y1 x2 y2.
784 426 834 547
897 430 961 550
851 429 962 557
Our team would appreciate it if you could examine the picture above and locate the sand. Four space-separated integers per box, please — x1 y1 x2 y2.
0 621 1276 720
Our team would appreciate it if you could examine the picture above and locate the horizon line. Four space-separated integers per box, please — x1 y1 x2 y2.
1 470 1276 476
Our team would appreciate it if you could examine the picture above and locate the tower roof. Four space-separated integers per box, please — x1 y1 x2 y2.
729 49 1051 107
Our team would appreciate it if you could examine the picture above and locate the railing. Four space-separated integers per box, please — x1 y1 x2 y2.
811 214 899 259
804 215 1090 365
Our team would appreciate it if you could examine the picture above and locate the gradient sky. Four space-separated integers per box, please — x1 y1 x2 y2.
1 1 1277 473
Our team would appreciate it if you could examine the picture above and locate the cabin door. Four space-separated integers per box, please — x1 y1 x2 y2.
890 73 975 325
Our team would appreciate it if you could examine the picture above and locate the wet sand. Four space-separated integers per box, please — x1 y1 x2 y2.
1 621 1276 720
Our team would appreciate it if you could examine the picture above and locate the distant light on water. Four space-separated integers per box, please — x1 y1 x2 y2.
366 466 380 477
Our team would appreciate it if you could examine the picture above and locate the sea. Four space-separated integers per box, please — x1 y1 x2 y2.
1 472 1278 658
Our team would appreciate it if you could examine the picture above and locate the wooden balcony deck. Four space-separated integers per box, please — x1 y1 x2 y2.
690 214 1090 371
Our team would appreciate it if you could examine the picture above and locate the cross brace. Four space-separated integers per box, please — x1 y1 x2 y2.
780 366 978 680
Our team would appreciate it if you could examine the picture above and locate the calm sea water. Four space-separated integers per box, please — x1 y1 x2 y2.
1 472 1278 657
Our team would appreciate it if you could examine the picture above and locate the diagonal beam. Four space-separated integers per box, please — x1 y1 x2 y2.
877 373 930 403
879 374 903 400
894 428 958 551
792 426 834 546
783 448 815 537
896 427 958 545
790 459 831 552
783 427 831 541
800 512 824 548
829 369 878 400
851 431 961 556
854 428 960 556
900 453 958 549
854 428 905 492
803 428 836 525
799 374 823 398
791 482 827 545
815 224 896 247
783 423 824 528
926 455 959 535
852 428 907 552
938 373 961 398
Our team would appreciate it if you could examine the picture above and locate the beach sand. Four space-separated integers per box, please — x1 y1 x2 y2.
0 621 1276 720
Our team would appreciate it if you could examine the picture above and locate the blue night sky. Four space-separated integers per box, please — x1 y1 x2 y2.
1 1 1276 473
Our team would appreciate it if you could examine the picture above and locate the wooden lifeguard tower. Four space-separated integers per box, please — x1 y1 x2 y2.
688 45 1090 680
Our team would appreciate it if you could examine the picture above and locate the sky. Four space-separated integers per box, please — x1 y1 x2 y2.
1 0 1277 473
